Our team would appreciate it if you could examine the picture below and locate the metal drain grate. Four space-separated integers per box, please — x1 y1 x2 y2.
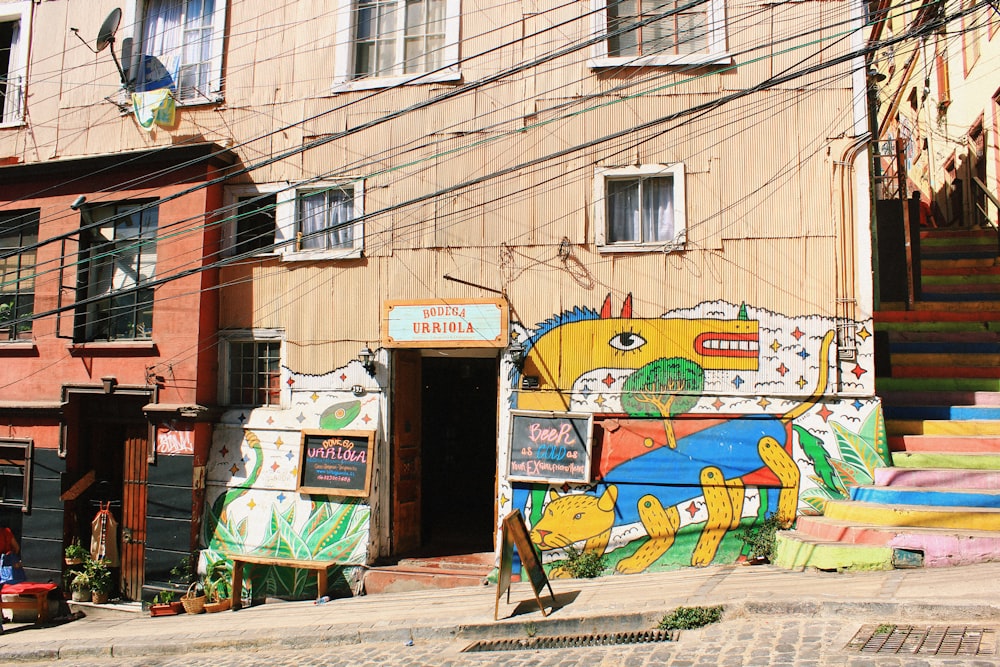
847 625 996 656
462 629 677 652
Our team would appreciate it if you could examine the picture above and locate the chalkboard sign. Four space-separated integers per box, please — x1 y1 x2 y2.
507 411 593 484
495 509 553 620
297 429 374 497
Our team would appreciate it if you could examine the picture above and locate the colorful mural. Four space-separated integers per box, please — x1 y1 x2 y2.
203 360 379 599
500 296 887 576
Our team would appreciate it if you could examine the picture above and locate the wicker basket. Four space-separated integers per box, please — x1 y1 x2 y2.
181 582 206 614
204 597 232 613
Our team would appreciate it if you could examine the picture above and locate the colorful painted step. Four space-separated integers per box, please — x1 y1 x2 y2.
874 467 1000 488
877 391 1000 406
848 485 1000 508
883 405 1000 420
891 451 1000 469
823 499 1000 531
888 435 1000 453
792 516 1000 567
886 419 1000 436
772 531 893 571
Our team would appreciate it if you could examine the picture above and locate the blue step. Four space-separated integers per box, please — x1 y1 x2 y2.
849 486 1000 508
882 405 1000 421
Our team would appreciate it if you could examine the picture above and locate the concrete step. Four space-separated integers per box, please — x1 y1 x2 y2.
888 434 1000 453
892 451 1000 469
883 405 1000 420
362 553 493 595
874 467 1000 488
878 391 1000 406
772 531 892 571
823 499 1000 531
792 516 1000 567
886 419 1000 436
848 485 1000 508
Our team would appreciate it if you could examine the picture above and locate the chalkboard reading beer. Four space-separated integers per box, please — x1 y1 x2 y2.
298 429 374 497
507 411 593 483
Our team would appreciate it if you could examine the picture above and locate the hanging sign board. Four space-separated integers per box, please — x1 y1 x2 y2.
495 509 554 620
297 430 374 497
507 411 593 484
381 298 508 348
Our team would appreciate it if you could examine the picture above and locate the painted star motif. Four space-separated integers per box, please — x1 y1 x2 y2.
712 397 724 410
732 375 744 389
276 493 286 503
220 446 228 457
602 373 616 388
362 414 372 424
286 377 295 387
247 499 256 510
271 462 280 472
817 404 833 422
792 327 804 340
579 385 592 399
286 451 294 461
851 364 867 379
238 413 246 424
500 493 509 507
797 349 810 359
266 416 274 425
770 339 780 352
852 399 864 411
292 467 298 476
594 395 606 406
561 483 571 493
339 373 347 382
275 437 284 448
296 413 306 423
757 397 771 410
857 326 871 341
796 376 808 389
686 501 699 518
311 393 319 402
230 464 239 475
776 363 788 377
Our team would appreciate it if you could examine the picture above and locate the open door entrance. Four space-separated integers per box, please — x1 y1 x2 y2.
390 351 498 558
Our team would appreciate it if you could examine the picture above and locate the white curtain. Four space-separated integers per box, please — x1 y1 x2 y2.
642 176 674 242
607 176 673 243
299 190 354 250
140 0 183 90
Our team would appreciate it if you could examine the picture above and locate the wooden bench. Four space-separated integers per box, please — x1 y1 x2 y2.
226 553 341 611
0 582 58 624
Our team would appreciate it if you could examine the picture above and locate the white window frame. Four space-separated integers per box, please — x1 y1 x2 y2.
219 329 286 409
122 0 227 105
588 0 730 69
222 185 281 258
594 164 687 253
276 181 365 262
0 2 31 127
332 0 461 92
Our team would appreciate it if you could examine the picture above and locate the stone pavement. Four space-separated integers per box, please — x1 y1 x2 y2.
1 561 999 663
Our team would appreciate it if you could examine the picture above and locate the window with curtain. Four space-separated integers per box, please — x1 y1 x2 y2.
137 0 226 102
0 3 30 125
595 164 686 252
296 187 357 252
591 0 728 67
75 203 158 342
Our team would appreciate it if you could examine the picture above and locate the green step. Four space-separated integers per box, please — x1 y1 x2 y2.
772 532 893 571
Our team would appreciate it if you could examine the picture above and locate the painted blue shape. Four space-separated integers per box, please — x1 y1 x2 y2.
797 349 810 359
852 399 864 411
732 376 744 389
882 405 1000 421
850 486 1000 508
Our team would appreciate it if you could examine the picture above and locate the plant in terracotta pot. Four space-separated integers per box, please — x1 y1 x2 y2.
87 558 113 604
69 570 92 602
149 589 182 617
202 560 232 613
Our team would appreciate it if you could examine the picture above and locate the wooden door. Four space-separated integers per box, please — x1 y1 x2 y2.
391 350 422 554
120 425 148 600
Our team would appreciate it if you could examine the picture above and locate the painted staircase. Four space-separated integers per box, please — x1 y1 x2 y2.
361 552 494 594
775 226 1000 570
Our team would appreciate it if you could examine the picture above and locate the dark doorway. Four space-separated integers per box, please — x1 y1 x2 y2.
420 356 498 555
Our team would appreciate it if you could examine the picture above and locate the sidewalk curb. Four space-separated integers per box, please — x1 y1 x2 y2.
4 598 999 662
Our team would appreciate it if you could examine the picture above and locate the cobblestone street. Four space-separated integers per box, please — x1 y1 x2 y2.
11 614 1000 667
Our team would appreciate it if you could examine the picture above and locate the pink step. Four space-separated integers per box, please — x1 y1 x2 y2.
889 435 1000 452
874 467 1000 488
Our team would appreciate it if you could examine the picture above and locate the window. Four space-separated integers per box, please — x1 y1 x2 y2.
594 164 686 252
0 209 37 340
0 2 30 126
75 203 158 342
276 183 364 260
590 0 729 68
128 0 226 103
0 438 31 512
333 0 461 90
222 332 283 407
961 0 982 76
223 189 277 257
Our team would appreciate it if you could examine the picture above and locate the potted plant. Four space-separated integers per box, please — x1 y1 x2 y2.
69 570 91 602
202 560 232 613
87 558 113 604
64 540 88 566
149 589 183 617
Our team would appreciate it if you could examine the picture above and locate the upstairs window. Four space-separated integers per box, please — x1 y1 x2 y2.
131 0 227 103
0 438 31 512
0 2 31 126
594 164 686 252
0 209 38 340
276 183 365 261
590 0 729 68
75 203 158 342
222 189 277 258
333 0 460 90
221 332 283 407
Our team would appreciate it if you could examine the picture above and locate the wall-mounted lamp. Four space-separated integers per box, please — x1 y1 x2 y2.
101 376 118 394
358 345 376 377
70 195 87 210
507 340 525 371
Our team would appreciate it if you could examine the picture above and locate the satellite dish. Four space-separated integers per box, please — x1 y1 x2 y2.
96 8 122 53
